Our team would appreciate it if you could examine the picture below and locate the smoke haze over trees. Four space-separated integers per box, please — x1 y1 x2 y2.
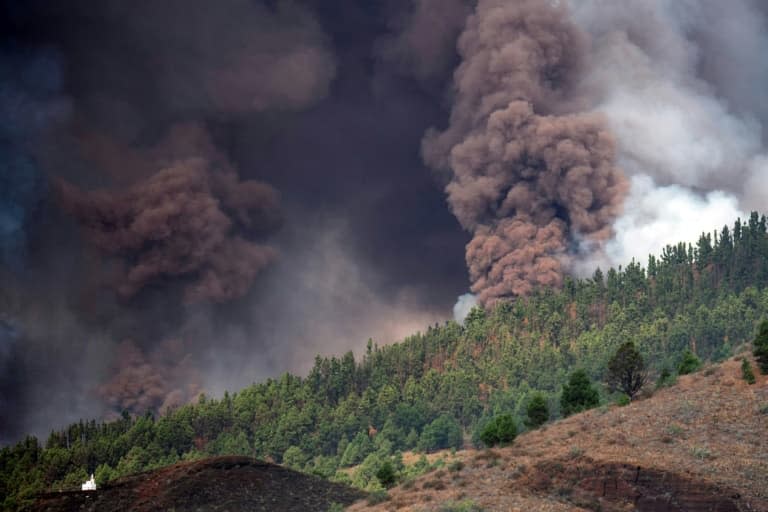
2 0 768 443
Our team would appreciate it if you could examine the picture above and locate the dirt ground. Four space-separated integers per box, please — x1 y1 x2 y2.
349 355 768 512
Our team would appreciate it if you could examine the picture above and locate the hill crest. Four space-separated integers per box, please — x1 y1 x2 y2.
31 456 365 512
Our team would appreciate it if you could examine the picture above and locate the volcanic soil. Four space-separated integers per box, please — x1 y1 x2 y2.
349 354 768 512
31 456 366 512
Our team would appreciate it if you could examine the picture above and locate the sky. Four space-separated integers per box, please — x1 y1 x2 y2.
1 0 768 443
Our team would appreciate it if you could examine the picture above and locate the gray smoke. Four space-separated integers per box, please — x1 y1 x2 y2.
569 0 768 267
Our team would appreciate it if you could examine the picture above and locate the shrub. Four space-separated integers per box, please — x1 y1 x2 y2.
690 446 712 460
754 319 768 374
615 394 630 407
524 393 549 429
741 358 756 385
375 460 397 488
560 370 600 417
656 367 676 389
677 349 702 375
438 499 485 512
478 414 517 447
366 490 390 505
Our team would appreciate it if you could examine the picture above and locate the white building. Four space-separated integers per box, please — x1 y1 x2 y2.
81 474 96 491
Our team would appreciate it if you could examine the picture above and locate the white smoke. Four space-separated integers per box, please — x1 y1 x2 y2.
605 175 743 265
453 293 477 323
570 0 768 268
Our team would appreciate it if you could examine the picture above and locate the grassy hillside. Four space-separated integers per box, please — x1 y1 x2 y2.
3 213 768 509
349 354 768 511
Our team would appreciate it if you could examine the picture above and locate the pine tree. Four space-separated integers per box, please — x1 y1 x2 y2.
479 414 517 447
677 349 702 375
607 342 647 400
524 393 549 429
560 370 600 417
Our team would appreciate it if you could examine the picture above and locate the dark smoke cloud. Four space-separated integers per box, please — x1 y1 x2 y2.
0 0 476 443
376 0 473 84
98 339 201 415
57 125 280 303
43 0 337 124
423 0 627 306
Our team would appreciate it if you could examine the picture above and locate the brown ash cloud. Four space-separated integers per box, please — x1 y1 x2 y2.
423 0 627 306
57 125 280 303
98 339 201 415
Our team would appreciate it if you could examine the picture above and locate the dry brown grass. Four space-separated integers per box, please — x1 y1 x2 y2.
349 356 768 512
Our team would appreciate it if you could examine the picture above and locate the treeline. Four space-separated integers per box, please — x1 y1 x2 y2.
4 213 768 508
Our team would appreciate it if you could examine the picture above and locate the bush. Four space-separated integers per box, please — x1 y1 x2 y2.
560 370 600 417
366 490 390 505
656 367 677 388
438 499 485 512
615 394 630 407
375 461 396 488
741 358 756 384
478 413 517 447
754 319 768 374
524 393 549 429
677 349 702 375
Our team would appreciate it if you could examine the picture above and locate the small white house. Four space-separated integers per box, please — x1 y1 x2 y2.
81 474 96 491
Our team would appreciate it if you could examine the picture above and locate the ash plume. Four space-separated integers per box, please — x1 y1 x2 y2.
423 0 627 306
57 125 280 303
0 0 473 443
6 0 768 447
98 339 201 415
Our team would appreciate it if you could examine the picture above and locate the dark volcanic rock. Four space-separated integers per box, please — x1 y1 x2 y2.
531 457 749 511
32 456 366 512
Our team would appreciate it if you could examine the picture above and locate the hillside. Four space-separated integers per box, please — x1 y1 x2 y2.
4 214 768 509
29 456 365 512
349 355 768 511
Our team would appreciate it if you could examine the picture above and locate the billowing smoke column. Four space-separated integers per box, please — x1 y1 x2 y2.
423 0 627 306
57 125 280 303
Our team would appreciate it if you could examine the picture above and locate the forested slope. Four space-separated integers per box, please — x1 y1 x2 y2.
4 213 768 509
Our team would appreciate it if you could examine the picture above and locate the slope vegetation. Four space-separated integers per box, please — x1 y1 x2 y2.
350 355 768 511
